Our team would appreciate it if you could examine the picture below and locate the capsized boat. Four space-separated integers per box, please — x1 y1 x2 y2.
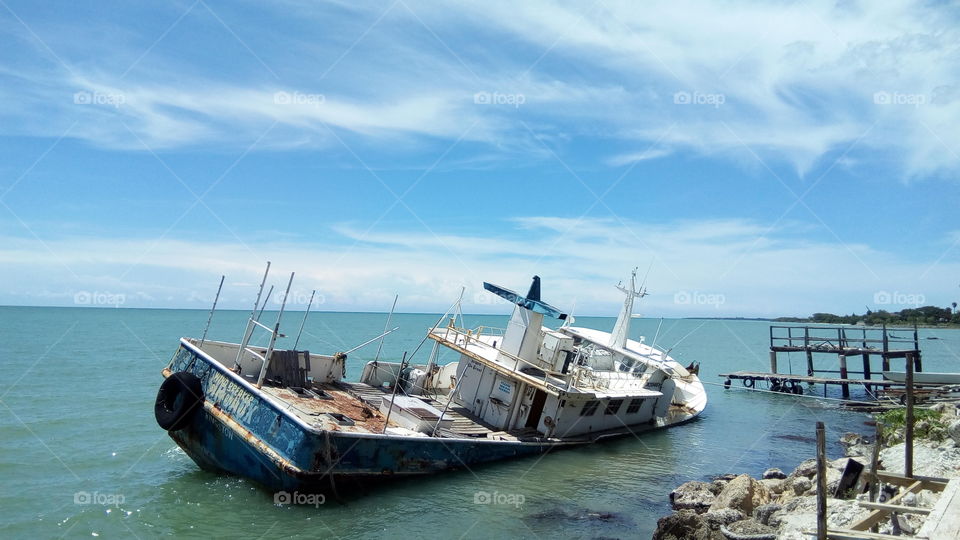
154 266 707 493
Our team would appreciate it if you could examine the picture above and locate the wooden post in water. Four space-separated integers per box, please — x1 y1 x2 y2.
905 352 914 478
816 421 827 540
913 325 922 372
805 327 815 376
838 354 850 399
769 350 778 374
882 324 890 371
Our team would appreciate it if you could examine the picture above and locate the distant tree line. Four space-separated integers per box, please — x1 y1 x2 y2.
775 304 960 326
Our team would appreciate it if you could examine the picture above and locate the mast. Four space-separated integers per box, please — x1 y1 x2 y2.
609 268 647 349
484 276 567 362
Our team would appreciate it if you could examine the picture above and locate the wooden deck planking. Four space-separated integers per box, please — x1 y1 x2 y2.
918 478 960 539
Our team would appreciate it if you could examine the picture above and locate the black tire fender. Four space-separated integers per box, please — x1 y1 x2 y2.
155 372 204 431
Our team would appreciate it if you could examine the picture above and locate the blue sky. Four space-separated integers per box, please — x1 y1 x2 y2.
1 0 958 317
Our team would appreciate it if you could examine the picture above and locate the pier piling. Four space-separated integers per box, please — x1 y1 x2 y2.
905 352 915 478
838 354 850 399
816 421 827 540
730 325 924 401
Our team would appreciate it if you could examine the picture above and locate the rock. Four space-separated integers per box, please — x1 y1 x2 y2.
752 503 781 526
947 419 960 445
671 481 720 513
839 432 872 457
790 477 812 496
652 509 719 540
894 513 915 535
761 467 786 480
790 458 818 478
880 440 960 478
930 402 951 415
719 518 776 540
773 496 870 539
709 474 770 516
710 474 737 493
901 492 917 507
702 508 744 528
759 478 784 495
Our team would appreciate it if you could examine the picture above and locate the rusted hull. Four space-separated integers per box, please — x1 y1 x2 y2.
163 341 582 493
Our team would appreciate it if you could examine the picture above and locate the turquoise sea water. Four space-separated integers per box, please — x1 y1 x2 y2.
1 306 958 539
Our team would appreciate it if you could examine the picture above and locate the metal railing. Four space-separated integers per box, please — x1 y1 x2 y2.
433 324 568 390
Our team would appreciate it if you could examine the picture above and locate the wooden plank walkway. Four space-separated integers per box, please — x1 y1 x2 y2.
719 371 951 389
918 478 960 539
720 371 900 387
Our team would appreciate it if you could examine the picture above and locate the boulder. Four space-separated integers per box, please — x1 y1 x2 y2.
790 458 818 478
652 509 720 540
703 508 744 529
671 481 720 513
947 419 960 445
789 477 812 496
840 433 880 458
752 503 782 526
719 518 776 540
761 467 786 480
709 474 770 516
760 478 784 495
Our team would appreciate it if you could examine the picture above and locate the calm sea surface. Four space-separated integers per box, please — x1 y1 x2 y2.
1 306 958 539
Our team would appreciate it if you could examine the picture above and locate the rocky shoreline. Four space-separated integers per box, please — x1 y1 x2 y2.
653 402 960 540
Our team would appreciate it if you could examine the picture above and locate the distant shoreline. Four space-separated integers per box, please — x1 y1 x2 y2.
1 305 959 329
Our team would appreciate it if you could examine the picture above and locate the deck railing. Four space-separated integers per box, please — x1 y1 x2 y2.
432 323 569 391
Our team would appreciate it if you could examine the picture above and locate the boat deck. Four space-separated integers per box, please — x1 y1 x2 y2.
262 380 538 440
339 381 510 439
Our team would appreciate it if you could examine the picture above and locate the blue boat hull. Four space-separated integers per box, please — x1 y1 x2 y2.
164 341 579 493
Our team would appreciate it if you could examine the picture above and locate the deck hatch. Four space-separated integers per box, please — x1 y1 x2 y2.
324 413 355 426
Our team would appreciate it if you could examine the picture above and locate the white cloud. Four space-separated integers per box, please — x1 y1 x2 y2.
0 0 957 176
606 148 671 167
0 216 956 317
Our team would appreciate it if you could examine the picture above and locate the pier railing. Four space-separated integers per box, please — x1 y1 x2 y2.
769 325 919 355
766 324 921 399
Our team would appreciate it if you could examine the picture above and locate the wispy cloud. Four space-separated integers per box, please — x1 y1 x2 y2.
0 0 957 176
1 217 956 317
606 148 671 167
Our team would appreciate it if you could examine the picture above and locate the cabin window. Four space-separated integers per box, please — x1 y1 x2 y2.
626 398 643 414
580 400 599 416
605 399 623 415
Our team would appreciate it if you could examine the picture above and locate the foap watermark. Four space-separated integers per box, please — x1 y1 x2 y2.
674 290 725 308
274 291 326 307
873 91 926 108
474 490 525 508
673 90 725 108
874 290 925 307
73 90 125 108
74 291 125 307
274 490 325 507
473 91 525 108
274 91 325 106
74 491 125 507
472 291 512 306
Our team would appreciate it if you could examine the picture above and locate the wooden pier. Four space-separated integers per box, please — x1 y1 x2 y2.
720 325 924 400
